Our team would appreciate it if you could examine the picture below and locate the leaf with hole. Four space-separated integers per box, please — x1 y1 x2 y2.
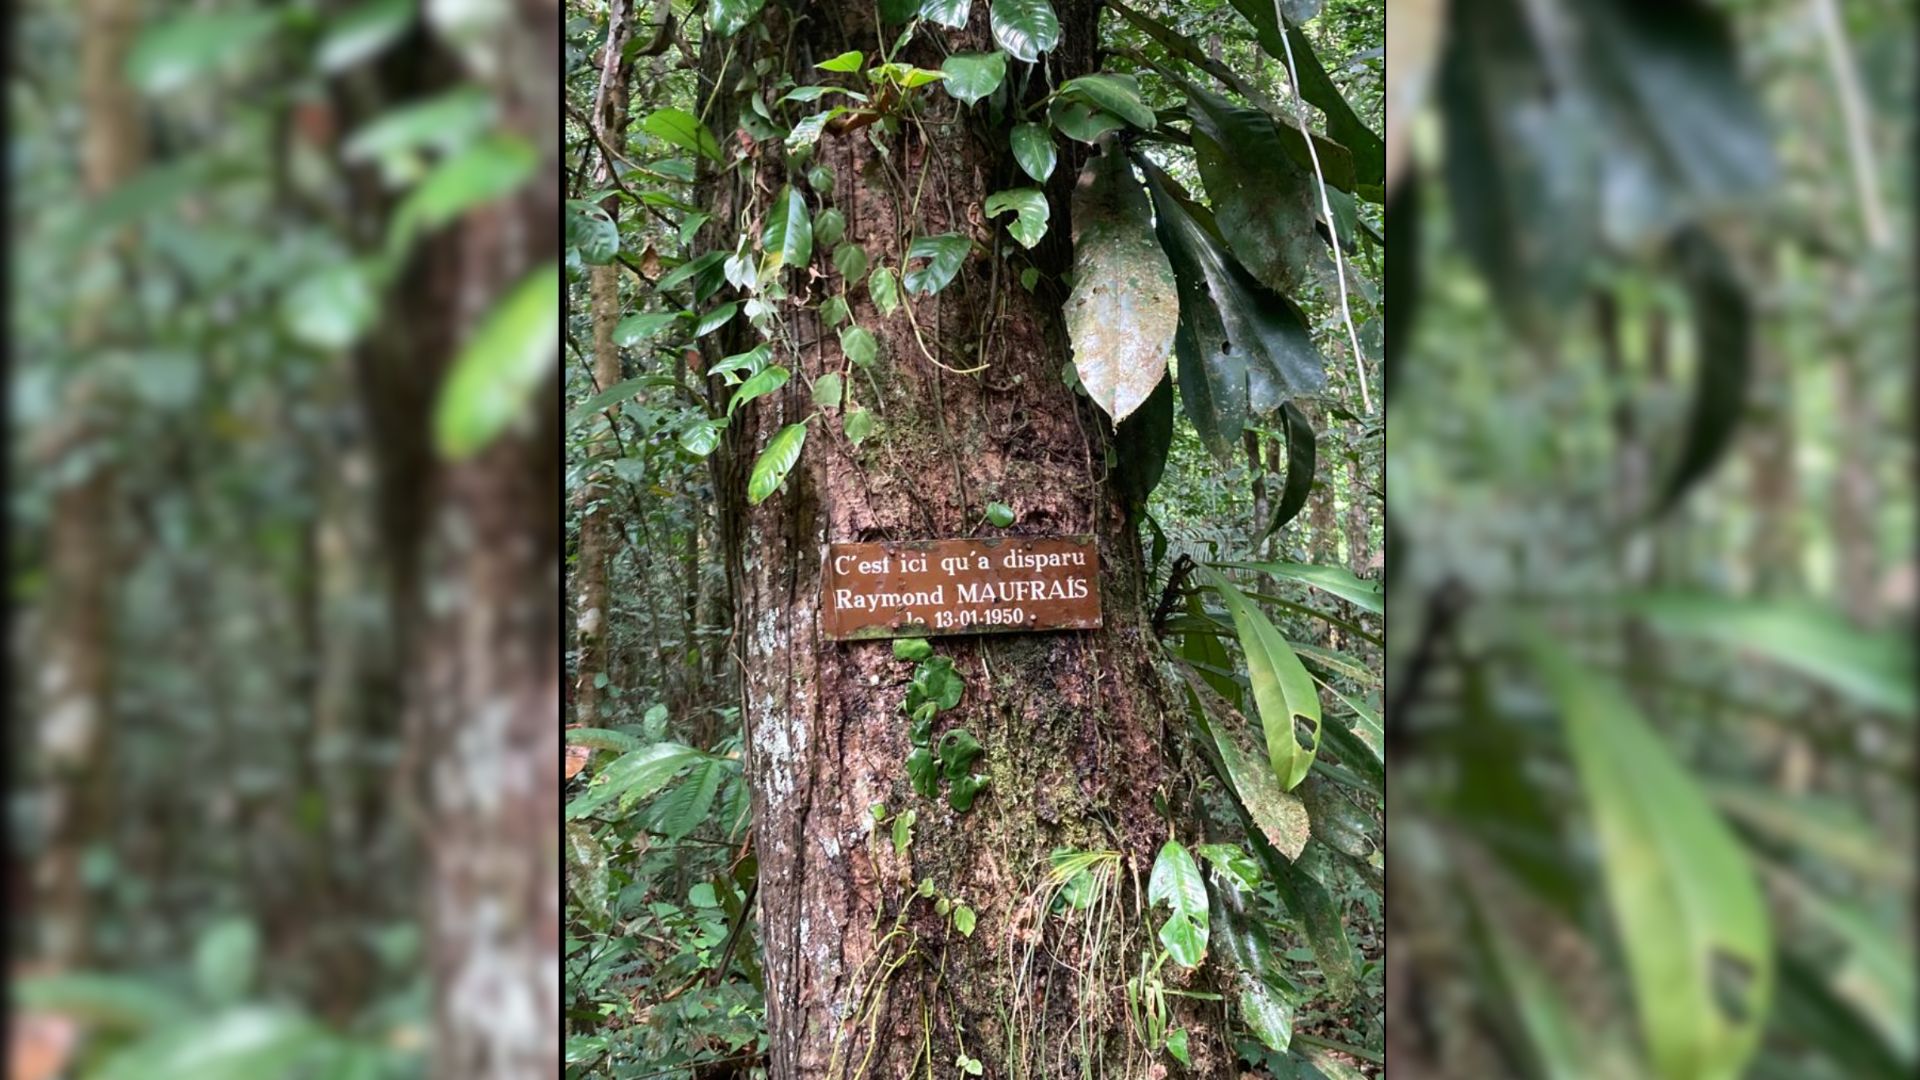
1203 569 1321 790
1526 630 1772 1080
903 233 970 296
984 187 1049 249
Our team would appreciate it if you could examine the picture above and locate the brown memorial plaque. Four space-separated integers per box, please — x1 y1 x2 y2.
821 535 1102 640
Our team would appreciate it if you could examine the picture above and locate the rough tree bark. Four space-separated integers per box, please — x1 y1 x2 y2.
709 5 1229 1077
34 0 144 970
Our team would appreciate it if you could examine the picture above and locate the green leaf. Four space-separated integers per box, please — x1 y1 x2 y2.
1057 74 1157 131
984 502 1014 528
193 919 260 1006
1048 98 1127 144
1656 229 1749 514
567 203 620 265
708 0 766 37
869 265 900 315
1619 592 1916 715
1241 980 1294 1054
433 263 559 460
1176 662 1312 859
1526 632 1773 1080
1221 561 1383 616
1143 162 1326 457
1114 375 1175 506
316 0 412 72
812 372 845 409
921 0 972 28
892 807 917 854
695 302 739 338
614 311 683 347
283 262 375 351
728 365 790 416
817 50 864 72
568 376 672 428
984 187 1049 248
1195 843 1263 894
844 408 874 445
991 0 1061 63
903 233 970 295
906 747 939 799
1264 401 1316 536
1187 83 1329 296
639 107 723 163
94 1007 327 1080
129 11 279 94
565 727 646 754
893 637 934 662
869 62 947 89
953 904 977 937
833 242 869 282
762 185 814 271
342 89 496 168
1226 0 1385 186
840 324 879 368
814 207 847 249
1148 840 1210 967
1066 146 1178 422
1010 122 1056 182
747 423 808 505
651 760 724 841
941 52 1007 107
785 110 845 151
565 742 708 820
1203 568 1321 790
392 135 537 248
1165 1028 1190 1065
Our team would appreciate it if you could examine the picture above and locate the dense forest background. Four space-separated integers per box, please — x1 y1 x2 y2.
11 2 560 1078
1389 0 1914 1077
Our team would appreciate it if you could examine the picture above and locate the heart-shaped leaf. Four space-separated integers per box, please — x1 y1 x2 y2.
941 51 1006 107
990 0 1060 63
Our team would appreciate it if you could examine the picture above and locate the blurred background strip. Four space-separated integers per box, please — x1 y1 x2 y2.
1387 0 1913 1077
10 1 561 1078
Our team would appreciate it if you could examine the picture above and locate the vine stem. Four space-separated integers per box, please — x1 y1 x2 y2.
1270 3 1374 415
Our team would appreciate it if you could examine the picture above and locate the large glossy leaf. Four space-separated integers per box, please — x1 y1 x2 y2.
984 187 1048 248
990 0 1060 63
1049 98 1127 144
941 52 1006 107
761 185 813 272
747 422 808 505
1655 228 1749 514
1142 162 1326 457
1226 0 1385 187
1620 592 1916 715
903 233 970 295
1222 561 1383 616
1147 840 1210 967
1056 74 1157 130
1527 633 1772 1080
1208 879 1296 1054
433 263 559 459
1203 569 1322 790
1177 663 1312 859
1187 84 1329 297
1066 147 1178 422
920 0 972 28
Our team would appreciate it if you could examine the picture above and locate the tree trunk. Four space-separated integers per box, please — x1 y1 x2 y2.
712 6 1228 1077
574 0 638 726
34 0 144 969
